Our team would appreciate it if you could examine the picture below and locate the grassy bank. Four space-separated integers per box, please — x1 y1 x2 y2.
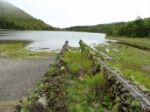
96 41 150 91
0 41 54 58
108 36 150 51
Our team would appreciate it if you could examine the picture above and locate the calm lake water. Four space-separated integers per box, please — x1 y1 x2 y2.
0 31 106 51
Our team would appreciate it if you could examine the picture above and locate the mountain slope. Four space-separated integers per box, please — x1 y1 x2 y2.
0 0 56 30
0 0 32 18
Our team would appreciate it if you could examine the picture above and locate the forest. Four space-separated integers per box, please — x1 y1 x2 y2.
65 17 150 38
0 17 56 30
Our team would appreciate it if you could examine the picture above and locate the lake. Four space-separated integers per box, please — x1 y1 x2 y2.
0 31 106 51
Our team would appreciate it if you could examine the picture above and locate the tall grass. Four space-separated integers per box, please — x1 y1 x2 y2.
83 73 103 88
64 51 93 74
64 47 113 111
66 73 109 112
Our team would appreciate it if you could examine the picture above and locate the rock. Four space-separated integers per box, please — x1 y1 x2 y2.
60 66 65 71
38 96 48 107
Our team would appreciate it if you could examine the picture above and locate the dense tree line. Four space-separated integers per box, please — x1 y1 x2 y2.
65 17 150 38
0 17 56 30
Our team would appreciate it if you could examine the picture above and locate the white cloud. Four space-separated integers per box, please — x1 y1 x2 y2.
5 0 150 28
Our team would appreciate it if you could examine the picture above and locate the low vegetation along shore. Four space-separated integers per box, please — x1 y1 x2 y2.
0 41 54 58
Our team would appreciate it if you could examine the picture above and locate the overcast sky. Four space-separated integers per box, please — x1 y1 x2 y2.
5 0 150 28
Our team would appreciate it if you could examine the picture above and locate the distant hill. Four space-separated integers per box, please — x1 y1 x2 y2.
0 0 56 30
65 17 150 37
0 0 33 18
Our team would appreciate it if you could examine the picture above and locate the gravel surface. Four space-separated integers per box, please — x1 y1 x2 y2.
0 57 56 101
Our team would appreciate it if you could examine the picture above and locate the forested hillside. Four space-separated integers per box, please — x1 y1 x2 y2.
0 17 56 30
0 0 56 30
65 17 150 37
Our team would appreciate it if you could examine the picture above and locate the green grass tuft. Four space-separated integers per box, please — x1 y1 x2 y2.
66 73 112 112
64 51 93 74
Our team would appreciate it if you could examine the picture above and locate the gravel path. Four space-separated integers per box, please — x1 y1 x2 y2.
0 57 56 101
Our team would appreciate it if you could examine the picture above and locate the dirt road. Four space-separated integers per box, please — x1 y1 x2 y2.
0 57 55 101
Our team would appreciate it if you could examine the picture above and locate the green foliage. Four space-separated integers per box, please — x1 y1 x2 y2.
66 74 112 112
65 17 150 38
64 51 93 74
83 73 103 88
64 46 113 111
0 1 57 30
101 96 113 110
79 40 90 54
0 17 56 30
